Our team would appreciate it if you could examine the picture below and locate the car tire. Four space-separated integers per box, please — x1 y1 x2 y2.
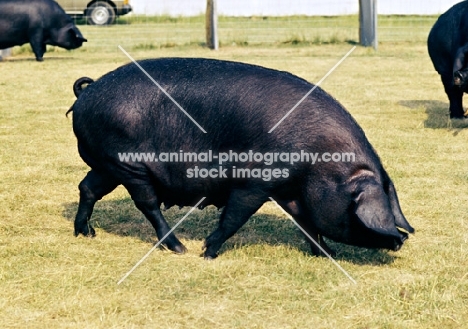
87 1 115 26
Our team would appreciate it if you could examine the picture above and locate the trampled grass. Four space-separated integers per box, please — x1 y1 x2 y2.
1 16 468 328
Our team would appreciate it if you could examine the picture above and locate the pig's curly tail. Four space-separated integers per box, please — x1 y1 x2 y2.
66 77 94 117
73 77 94 98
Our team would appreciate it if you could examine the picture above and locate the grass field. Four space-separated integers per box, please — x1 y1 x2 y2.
1 16 468 328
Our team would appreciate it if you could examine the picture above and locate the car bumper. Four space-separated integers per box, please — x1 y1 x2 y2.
116 5 132 16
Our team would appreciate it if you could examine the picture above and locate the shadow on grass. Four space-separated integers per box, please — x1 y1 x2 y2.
346 39 359 45
62 198 397 266
2 57 77 62
399 99 468 132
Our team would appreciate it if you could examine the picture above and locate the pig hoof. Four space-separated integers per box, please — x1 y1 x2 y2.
309 236 336 257
74 225 95 237
325 249 337 258
36 57 44 62
169 244 187 254
312 250 336 258
450 111 465 119
310 246 336 257
202 252 218 260
164 237 187 254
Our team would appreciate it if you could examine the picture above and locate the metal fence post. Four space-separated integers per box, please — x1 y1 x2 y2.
359 0 378 50
206 0 219 50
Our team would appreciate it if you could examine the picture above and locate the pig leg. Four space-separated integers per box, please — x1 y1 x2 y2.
74 170 119 237
124 183 187 254
453 43 468 75
442 74 465 118
203 190 267 259
304 232 336 257
276 199 336 257
29 30 45 61
293 219 336 257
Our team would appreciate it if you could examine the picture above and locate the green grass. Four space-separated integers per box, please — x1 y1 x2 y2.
10 15 438 55
35 14 435 52
1 16 468 328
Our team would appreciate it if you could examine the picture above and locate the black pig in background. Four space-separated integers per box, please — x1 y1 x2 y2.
67 58 414 259
0 0 86 61
428 1 468 118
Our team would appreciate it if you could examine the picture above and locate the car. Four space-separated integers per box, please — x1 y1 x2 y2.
56 0 132 26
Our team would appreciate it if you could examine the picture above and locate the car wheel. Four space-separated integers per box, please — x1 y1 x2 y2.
87 1 115 26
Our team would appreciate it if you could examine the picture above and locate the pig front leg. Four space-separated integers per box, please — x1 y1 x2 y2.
305 232 336 258
289 213 337 257
441 74 465 118
276 199 336 257
447 44 468 118
203 189 267 259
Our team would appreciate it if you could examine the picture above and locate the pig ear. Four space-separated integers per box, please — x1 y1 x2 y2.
387 182 415 233
352 180 401 238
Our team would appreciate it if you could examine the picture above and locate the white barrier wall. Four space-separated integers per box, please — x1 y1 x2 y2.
131 0 463 16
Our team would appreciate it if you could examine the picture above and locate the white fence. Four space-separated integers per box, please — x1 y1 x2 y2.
131 0 463 17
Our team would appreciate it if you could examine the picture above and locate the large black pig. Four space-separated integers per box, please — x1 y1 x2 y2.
67 58 414 259
0 0 86 61
428 1 468 118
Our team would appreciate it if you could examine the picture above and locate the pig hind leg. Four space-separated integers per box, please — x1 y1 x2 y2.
442 74 465 118
74 170 119 237
203 189 267 259
124 183 187 254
